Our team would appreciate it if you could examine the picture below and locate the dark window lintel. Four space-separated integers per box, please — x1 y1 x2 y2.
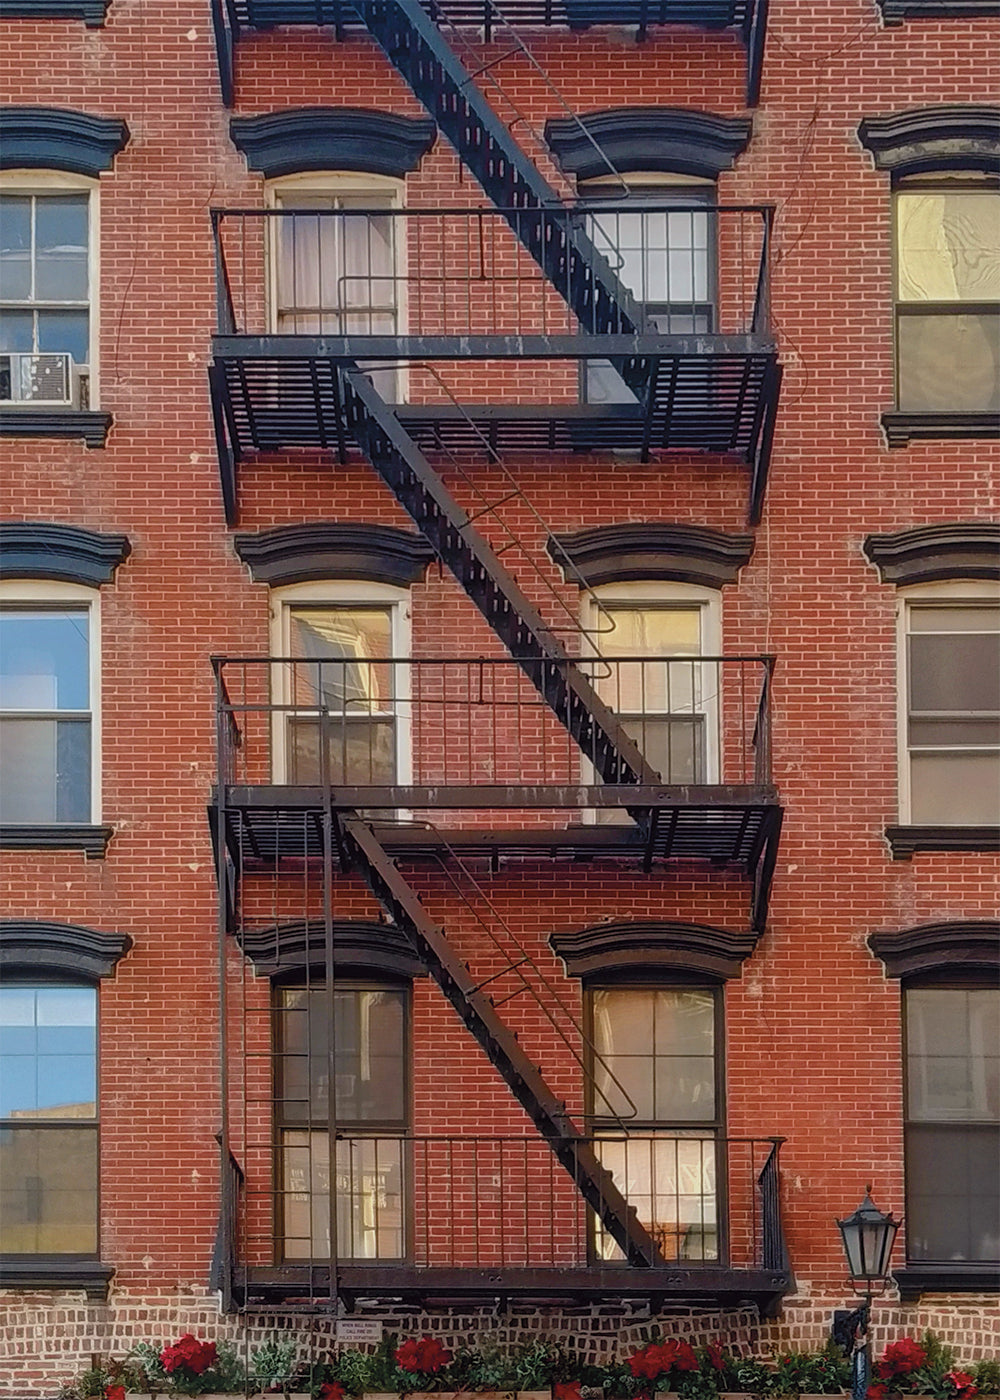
882 411 1000 447
0 825 113 858
886 824 1000 859
0 410 112 448
0 1256 113 1298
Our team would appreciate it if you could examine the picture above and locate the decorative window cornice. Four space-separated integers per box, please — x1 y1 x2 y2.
230 108 437 180
238 919 425 979
0 522 131 586
233 523 434 587
0 107 129 177
862 523 1000 585
544 108 752 182
548 523 754 589
0 919 132 979
550 920 758 981
868 920 1000 978
857 106 1000 177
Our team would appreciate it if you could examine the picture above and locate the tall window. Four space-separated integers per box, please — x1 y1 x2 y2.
271 177 400 401
900 588 1000 825
904 982 999 1264
895 180 1000 413
0 182 93 408
0 583 98 824
580 181 714 403
0 981 98 1255
589 986 722 1262
273 981 408 1261
272 583 408 790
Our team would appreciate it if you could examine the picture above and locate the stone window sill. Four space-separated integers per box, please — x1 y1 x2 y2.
0 825 113 858
886 825 1000 859
882 411 1000 447
0 1 109 22
878 1 1000 20
0 409 111 447
0 1256 114 1298
894 1263 1000 1301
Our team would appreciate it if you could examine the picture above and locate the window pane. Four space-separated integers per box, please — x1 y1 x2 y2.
34 195 89 302
909 629 1000 714
910 750 1000 825
909 605 1000 633
897 192 1000 303
0 985 96 1118
288 606 393 710
280 1130 404 1260
0 195 32 301
595 1134 717 1262
897 312 1000 412
906 1124 999 1262
36 309 90 364
0 308 34 352
0 1125 98 1254
907 989 999 1123
591 988 716 1123
0 610 90 709
0 715 92 823
287 716 396 786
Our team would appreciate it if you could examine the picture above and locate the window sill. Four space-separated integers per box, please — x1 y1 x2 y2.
894 1263 1000 1301
886 825 1000 859
0 1 109 22
0 824 113 858
878 0 1000 20
0 1256 114 1298
882 411 1000 447
0 409 112 448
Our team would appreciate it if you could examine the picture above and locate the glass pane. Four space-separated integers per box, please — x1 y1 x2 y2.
909 628 1000 714
0 985 96 1118
910 719 1000 747
910 605 1000 633
287 716 396 786
906 1124 999 1262
897 192 1000 302
34 195 89 301
595 1134 717 1262
0 718 57 822
36 308 89 364
0 195 32 300
910 751 1000 825
591 989 715 1123
623 715 705 783
0 1125 98 1254
907 989 999 1123
56 719 92 821
280 1130 404 1260
0 609 90 709
287 606 392 710
0 308 34 352
897 312 1000 412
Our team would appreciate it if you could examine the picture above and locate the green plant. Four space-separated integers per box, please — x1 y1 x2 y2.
252 1336 299 1393
771 1345 851 1395
972 1362 1000 1395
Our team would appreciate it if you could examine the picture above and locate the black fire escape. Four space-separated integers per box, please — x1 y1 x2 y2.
207 0 788 1313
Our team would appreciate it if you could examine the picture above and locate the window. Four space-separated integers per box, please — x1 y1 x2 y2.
895 180 1000 413
270 175 401 401
580 178 714 404
589 985 722 1262
271 581 409 791
273 980 408 1261
0 581 99 824
0 981 98 1256
904 982 999 1265
900 586 1000 825
0 178 95 409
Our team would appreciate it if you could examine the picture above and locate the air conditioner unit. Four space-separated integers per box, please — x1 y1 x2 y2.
0 352 82 407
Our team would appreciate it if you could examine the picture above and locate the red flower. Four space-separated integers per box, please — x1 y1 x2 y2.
320 1385 347 1400
672 1343 699 1373
555 1383 583 1400
160 1333 218 1376
707 1345 726 1373
627 1341 699 1381
104 1387 126 1400
867 1385 888 1400
944 1372 978 1400
877 1340 927 1379
395 1336 453 1375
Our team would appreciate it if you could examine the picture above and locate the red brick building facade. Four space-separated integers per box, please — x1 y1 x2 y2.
0 0 997 1394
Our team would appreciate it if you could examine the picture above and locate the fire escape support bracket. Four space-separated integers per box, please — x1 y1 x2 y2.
208 363 240 527
211 0 236 108
743 0 769 108
748 806 782 933
748 360 782 527
341 815 664 1269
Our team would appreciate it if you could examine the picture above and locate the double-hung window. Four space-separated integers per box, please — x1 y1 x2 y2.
0 584 98 824
900 588 1000 825
581 182 714 404
0 182 93 409
589 985 722 1262
274 981 408 1261
894 180 1000 414
271 178 401 401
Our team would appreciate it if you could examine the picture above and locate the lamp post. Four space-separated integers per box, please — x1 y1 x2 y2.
835 1187 902 1400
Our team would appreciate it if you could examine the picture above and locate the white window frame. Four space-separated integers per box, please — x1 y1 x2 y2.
265 172 407 403
896 579 1000 825
581 582 721 819
0 578 101 823
0 170 99 409
269 580 412 793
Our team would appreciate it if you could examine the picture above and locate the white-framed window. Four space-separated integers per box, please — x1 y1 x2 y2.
579 174 715 404
584 583 721 815
270 580 411 792
0 580 100 824
897 581 1000 825
0 172 98 409
267 172 403 402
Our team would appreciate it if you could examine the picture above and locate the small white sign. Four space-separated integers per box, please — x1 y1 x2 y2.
336 1319 384 1344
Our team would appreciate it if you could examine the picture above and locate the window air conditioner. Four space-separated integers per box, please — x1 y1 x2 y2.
0 352 82 407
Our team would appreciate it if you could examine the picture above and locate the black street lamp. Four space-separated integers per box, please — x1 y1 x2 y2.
835 1187 902 1400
